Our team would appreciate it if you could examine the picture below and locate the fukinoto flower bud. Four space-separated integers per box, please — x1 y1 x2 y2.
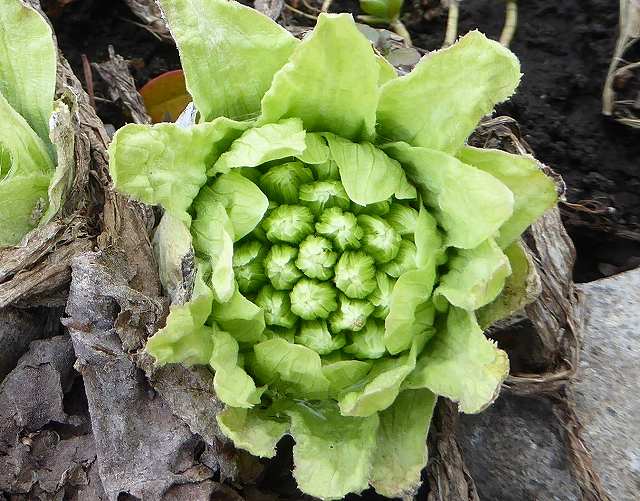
369 272 396 319
232 240 267 294
262 205 315 244
290 278 338 320
259 161 314 204
382 239 417 277
299 180 350 215
295 235 338 280
264 244 302 290
386 203 419 236
329 294 375 333
333 251 376 299
315 207 363 251
358 214 401 263
255 285 298 329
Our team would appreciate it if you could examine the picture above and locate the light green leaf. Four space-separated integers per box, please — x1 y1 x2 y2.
158 0 298 121
0 0 56 144
414 204 443 267
384 267 436 355
41 99 76 224
209 326 264 408
217 406 288 458
191 195 235 302
146 262 214 365
435 238 512 311
251 338 330 399
286 402 379 500
296 320 345 354
109 119 249 216
456 146 557 248
324 133 405 206
384 142 514 249
322 360 372 396
338 334 426 416
370 389 437 498
260 14 380 141
0 172 50 247
212 118 306 173
376 54 397 85
208 172 268 241
404 307 509 413
297 132 330 164
377 30 521 154
210 286 265 343
477 241 541 329
0 91 53 178
0 92 54 246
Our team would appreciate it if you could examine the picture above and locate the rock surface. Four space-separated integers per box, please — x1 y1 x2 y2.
0 307 61 379
457 393 580 501
574 267 640 501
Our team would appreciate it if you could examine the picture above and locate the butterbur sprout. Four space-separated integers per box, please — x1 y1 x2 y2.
315 207 364 251
108 0 557 497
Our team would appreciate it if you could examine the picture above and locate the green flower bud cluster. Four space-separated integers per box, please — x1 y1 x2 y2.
233 161 422 354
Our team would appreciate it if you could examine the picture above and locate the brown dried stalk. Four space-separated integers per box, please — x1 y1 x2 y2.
443 0 459 47
499 0 517 47
602 0 640 127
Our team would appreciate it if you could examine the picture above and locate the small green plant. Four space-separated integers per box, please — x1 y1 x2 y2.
109 1 556 498
0 1 58 246
359 0 412 45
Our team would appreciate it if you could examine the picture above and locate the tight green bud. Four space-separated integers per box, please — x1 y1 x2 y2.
386 203 419 236
296 235 337 280
264 245 302 290
255 285 298 328
262 205 315 244
296 320 346 355
369 272 396 319
315 208 363 251
259 161 314 204
232 240 267 294
290 279 338 320
329 295 375 333
358 214 401 263
343 319 386 359
334 251 376 299
299 181 351 215
310 160 340 181
382 239 417 277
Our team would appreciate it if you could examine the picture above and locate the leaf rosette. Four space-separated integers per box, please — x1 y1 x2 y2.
108 1 557 498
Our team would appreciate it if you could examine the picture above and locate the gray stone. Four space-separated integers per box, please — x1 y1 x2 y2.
457 393 580 501
0 306 61 380
0 335 101 498
575 267 640 501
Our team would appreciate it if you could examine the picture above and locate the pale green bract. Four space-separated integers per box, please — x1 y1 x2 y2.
0 1 59 247
108 1 557 498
